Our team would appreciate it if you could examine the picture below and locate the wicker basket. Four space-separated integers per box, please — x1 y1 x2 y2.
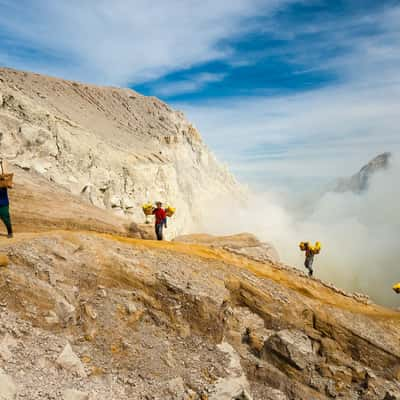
0 173 13 189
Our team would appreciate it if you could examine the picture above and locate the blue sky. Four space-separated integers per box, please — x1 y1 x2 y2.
0 0 399 190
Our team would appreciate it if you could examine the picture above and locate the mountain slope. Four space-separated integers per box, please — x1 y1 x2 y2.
0 67 244 236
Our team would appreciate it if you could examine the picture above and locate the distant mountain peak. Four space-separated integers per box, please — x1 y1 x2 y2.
334 152 391 193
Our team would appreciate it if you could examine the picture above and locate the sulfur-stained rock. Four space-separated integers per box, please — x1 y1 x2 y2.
0 254 9 268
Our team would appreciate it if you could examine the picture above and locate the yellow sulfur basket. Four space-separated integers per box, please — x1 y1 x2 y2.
142 203 154 216
299 241 321 254
165 206 176 217
299 242 308 251
393 283 400 294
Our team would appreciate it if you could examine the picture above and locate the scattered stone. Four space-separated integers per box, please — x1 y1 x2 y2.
125 302 138 315
55 298 76 325
62 389 89 400
165 377 185 399
264 329 315 370
0 334 17 361
56 343 86 377
209 342 253 400
45 311 60 325
0 369 17 399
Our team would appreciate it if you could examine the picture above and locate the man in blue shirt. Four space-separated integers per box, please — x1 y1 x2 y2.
0 188 13 238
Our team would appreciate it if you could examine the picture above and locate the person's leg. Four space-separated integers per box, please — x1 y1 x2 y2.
305 257 313 276
308 257 314 276
0 206 12 237
155 224 163 240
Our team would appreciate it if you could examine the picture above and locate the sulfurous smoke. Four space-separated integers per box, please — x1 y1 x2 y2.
201 154 400 307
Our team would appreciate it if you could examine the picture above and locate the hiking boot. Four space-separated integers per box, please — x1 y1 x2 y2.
7 233 13 239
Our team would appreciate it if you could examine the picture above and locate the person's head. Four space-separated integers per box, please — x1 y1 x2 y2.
156 201 162 209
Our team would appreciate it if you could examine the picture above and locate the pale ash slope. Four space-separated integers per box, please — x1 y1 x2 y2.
0 67 243 235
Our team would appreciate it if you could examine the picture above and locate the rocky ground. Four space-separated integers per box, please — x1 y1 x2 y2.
0 199 399 399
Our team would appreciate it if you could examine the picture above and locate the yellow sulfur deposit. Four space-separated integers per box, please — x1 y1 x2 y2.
0 253 9 267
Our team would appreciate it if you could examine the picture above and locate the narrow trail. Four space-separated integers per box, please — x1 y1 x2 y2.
1 228 399 322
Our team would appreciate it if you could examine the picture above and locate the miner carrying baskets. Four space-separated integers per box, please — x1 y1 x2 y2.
142 202 176 241
0 159 13 238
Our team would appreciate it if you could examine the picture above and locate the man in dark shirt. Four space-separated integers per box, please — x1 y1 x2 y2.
152 202 167 241
0 187 13 238
304 243 315 277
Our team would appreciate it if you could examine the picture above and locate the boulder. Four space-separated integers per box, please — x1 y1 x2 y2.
62 389 89 400
56 343 86 377
165 377 185 399
0 334 17 361
0 370 17 400
264 329 315 370
55 298 76 325
209 342 253 400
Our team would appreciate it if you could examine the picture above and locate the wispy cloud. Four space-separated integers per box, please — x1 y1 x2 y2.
0 0 294 85
150 72 227 96
177 2 400 189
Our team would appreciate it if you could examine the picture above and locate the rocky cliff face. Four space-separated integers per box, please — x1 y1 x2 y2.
333 152 391 193
0 67 244 236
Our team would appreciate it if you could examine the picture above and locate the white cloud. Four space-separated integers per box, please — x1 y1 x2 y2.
177 4 400 189
200 156 400 306
0 0 293 85
150 72 226 96
180 80 400 189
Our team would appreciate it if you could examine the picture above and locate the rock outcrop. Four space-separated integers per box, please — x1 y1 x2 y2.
174 232 279 263
0 67 245 236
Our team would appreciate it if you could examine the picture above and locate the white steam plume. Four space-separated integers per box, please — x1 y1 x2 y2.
200 154 400 307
